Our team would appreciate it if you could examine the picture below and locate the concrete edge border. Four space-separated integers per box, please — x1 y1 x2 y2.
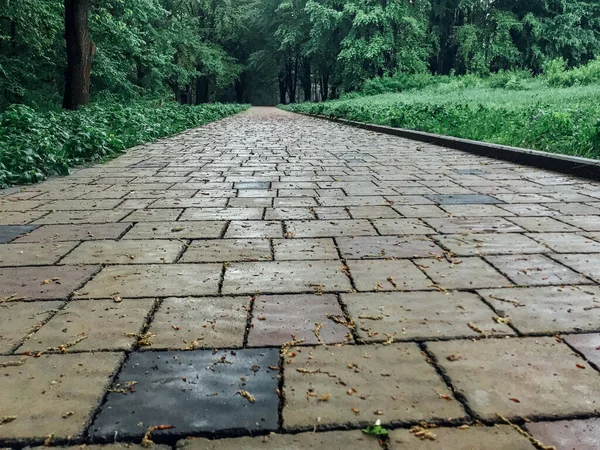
290 111 600 181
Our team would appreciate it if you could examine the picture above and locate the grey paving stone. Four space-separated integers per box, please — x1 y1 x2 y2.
180 239 272 262
272 238 339 260
44 199 123 210
176 431 379 450
528 232 600 253
79 264 221 298
343 291 513 342
0 352 123 440
227 197 273 207
372 218 434 235
454 169 489 175
337 236 444 259
526 419 600 450
479 285 600 334
389 426 536 449
423 217 523 234
152 198 228 208
392 204 449 218
234 181 270 189
264 207 315 220
122 221 226 239
563 334 600 368
347 260 432 292
180 207 264 220
222 261 352 294
274 197 317 207
0 225 39 243
17 299 155 352
556 215 600 231
551 253 600 282
60 240 184 265
507 216 580 232
348 206 401 219
384 195 436 205
13 223 131 243
0 301 62 353
427 337 600 421
441 204 511 217
317 196 388 207
247 294 349 347
33 210 131 224
126 208 183 222
0 242 79 266
497 204 560 216
435 233 549 256
486 254 590 286
147 297 249 349
546 202 600 215
0 200 45 211
425 194 502 205
282 344 466 429
414 257 512 289
0 211 48 225
225 221 283 238
90 349 280 440
313 207 351 219
285 220 377 237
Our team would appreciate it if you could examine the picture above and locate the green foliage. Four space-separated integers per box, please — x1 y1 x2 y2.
362 423 388 437
0 101 248 187
283 76 600 159
544 57 600 87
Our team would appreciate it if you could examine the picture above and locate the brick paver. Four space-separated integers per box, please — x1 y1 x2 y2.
0 107 599 448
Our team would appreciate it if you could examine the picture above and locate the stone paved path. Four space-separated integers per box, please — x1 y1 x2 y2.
1 107 599 449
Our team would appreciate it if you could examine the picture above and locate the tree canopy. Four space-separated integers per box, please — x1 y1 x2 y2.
1 0 599 107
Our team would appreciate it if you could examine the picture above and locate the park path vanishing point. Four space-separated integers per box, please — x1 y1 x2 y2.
1 107 599 449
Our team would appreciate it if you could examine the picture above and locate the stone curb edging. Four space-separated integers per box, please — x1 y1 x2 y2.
291 111 600 181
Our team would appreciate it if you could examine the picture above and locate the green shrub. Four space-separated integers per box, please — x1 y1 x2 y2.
544 58 600 87
362 72 449 95
0 100 248 188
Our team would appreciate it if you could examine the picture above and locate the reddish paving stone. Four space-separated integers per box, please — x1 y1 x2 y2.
564 333 600 368
79 264 221 298
0 352 124 440
552 253 600 283
337 236 444 259
415 257 512 289
527 419 600 450
282 344 466 429
486 254 590 286
389 426 536 450
12 223 131 243
247 294 350 347
0 265 98 301
343 291 514 342
479 285 600 334
17 299 155 352
428 337 600 421
147 297 249 349
0 301 62 353
347 259 432 292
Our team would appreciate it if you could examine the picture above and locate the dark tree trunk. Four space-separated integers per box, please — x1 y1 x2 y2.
195 76 209 104
278 71 287 104
235 78 244 103
301 59 311 102
321 74 329 101
285 61 296 103
63 0 94 110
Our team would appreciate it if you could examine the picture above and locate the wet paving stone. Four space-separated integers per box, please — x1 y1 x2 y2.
285 219 377 237
222 261 352 294
247 294 350 347
0 301 62 353
0 225 39 243
16 299 155 353
425 194 502 205
225 221 283 238
423 217 523 234
485 254 590 286
347 259 432 291
0 265 98 301
389 425 536 450
415 257 512 289
272 238 339 260
526 419 600 450
180 239 272 262
336 236 444 259
552 253 600 283
0 352 123 440
147 297 250 349
13 223 131 243
79 264 221 298
563 333 600 368
122 221 226 239
427 336 600 421
371 218 434 235
435 233 549 256
90 349 280 440
527 232 600 253
282 344 466 429
176 430 378 450
60 240 185 265
343 291 514 343
0 242 79 266
479 285 600 334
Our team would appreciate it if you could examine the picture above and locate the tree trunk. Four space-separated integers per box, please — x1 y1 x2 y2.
235 78 244 103
63 0 94 110
321 74 329 101
301 59 311 102
278 71 287 104
195 76 209 104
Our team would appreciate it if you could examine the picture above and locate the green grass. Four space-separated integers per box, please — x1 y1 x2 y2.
0 100 249 188
283 78 600 159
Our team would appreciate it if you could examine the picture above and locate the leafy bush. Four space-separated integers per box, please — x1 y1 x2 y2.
362 73 450 95
544 58 600 87
0 100 248 187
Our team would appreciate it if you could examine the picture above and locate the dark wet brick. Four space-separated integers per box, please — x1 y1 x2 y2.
0 225 39 243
